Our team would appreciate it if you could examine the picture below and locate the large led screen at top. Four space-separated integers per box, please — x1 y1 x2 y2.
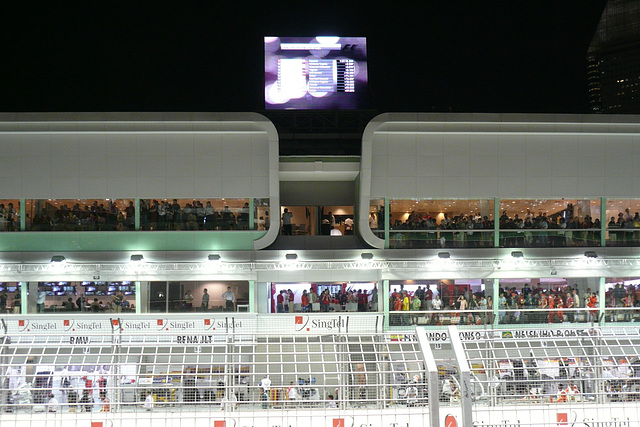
264 36 369 110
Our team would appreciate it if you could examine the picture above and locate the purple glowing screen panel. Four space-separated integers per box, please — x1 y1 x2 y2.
264 36 369 110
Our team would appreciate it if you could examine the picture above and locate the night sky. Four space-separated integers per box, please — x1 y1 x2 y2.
1 1 607 114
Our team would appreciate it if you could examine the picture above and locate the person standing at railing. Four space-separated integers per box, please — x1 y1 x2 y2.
411 293 422 325
565 292 575 322
498 292 507 324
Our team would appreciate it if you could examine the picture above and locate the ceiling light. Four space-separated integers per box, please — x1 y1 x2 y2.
361 253 374 260
208 254 221 262
511 251 524 258
438 252 451 259
50 255 66 263
584 251 598 258
130 254 144 262
285 253 298 261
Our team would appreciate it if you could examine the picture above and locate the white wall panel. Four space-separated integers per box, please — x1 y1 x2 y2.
387 155 416 177
0 113 276 200
442 154 469 176
416 155 443 177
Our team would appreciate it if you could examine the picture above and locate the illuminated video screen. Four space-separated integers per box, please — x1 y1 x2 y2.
264 36 369 109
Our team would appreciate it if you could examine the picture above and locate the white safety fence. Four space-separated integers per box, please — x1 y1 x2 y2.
0 314 639 427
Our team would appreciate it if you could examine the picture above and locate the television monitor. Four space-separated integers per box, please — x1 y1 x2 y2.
264 36 369 110
85 286 96 293
7 287 17 293
108 286 116 292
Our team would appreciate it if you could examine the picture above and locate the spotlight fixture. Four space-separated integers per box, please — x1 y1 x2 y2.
208 254 221 262
584 251 598 258
550 268 558 276
50 255 66 263
130 254 144 262
285 253 298 261
511 251 524 258
438 252 451 259
361 253 374 260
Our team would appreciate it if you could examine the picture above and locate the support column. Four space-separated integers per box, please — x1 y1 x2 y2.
382 279 390 329
19 199 26 231
249 198 254 230
598 276 605 325
26 282 37 314
384 198 390 249
249 280 255 312
134 199 140 231
416 327 440 427
492 278 500 326
136 281 148 313
493 198 500 248
448 325 473 427
600 197 606 248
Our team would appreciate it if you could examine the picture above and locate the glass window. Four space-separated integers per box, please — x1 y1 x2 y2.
388 199 494 248
388 279 490 326
497 277 599 325
0 282 22 313
26 199 134 231
320 206 354 236
498 199 600 247
140 198 249 231
605 199 640 246
254 198 270 231
267 282 379 313
604 278 640 322
150 281 249 313
0 200 20 231
41 281 136 313
369 200 384 239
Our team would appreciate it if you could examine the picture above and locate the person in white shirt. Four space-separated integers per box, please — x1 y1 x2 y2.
36 287 46 313
222 287 235 312
327 394 337 408
287 382 299 407
220 392 238 411
47 393 59 412
143 392 154 411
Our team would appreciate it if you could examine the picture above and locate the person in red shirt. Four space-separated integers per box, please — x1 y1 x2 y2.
548 294 555 323
555 295 564 323
301 290 310 312
565 292 574 322
276 291 285 313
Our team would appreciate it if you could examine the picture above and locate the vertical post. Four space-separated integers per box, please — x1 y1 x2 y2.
598 276 606 325
493 198 500 248
19 198 26 231
600 197 606 248
493 278 500 327
27 282 38 314
136 281 147 314
416 327 440 427
448 325 474 427
249 280 255 312
134 198 140 231
249 198 255 230
384 198 390 249
383 280 390 329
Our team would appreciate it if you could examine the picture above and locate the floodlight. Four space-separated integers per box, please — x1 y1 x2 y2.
51 255 66 263
511 251 524 258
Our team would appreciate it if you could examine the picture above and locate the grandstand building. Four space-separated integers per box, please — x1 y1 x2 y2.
1 112 640 426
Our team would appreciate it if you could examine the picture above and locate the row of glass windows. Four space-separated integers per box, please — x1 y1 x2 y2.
370 198 640 248
0 199 270 231
3 278 637 325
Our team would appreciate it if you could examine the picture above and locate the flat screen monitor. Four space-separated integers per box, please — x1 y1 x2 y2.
264 36 369 110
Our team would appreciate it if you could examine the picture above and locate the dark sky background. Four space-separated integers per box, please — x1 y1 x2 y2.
1 1 607 114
